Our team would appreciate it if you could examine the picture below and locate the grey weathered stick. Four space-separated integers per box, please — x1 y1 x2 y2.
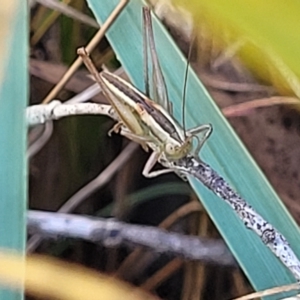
27 210 235 266
27 142 137 252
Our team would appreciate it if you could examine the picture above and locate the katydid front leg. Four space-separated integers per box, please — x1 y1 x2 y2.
142 151 174 178
187 124 212 157
143 151 190 179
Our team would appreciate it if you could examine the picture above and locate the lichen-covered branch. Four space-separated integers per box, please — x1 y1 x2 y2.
26 101 115 126
169 155 300 280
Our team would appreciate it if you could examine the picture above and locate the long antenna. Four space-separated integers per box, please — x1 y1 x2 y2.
143 8 150 96
182 34 195 138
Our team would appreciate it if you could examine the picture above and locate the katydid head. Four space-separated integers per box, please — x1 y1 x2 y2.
164 137 193 160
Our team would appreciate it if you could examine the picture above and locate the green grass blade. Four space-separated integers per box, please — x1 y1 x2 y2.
0 1 27 298
86 0 300 296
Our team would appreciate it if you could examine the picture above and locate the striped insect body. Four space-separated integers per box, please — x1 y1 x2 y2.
78 6 212 178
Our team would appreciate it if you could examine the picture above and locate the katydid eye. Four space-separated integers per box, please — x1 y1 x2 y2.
165 143 179 155
165 143 174 154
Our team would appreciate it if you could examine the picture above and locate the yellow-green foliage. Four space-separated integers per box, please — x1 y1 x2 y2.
0 251 154 300
174 0 300 97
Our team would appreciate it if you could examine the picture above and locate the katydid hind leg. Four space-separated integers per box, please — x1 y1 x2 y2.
78 48 145 137
142 7 171 114
119 127 152 151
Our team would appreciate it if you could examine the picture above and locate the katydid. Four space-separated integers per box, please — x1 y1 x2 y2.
78 6 212 178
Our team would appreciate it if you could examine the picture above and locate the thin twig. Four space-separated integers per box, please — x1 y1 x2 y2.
42 0 128 104
159 201 201 228
35 0 99 28
200 73 275 93
27 142 138 252
141 258 183 291
27 122 53 159
223 96 300 117
233 282 300 300
115 201 202 277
